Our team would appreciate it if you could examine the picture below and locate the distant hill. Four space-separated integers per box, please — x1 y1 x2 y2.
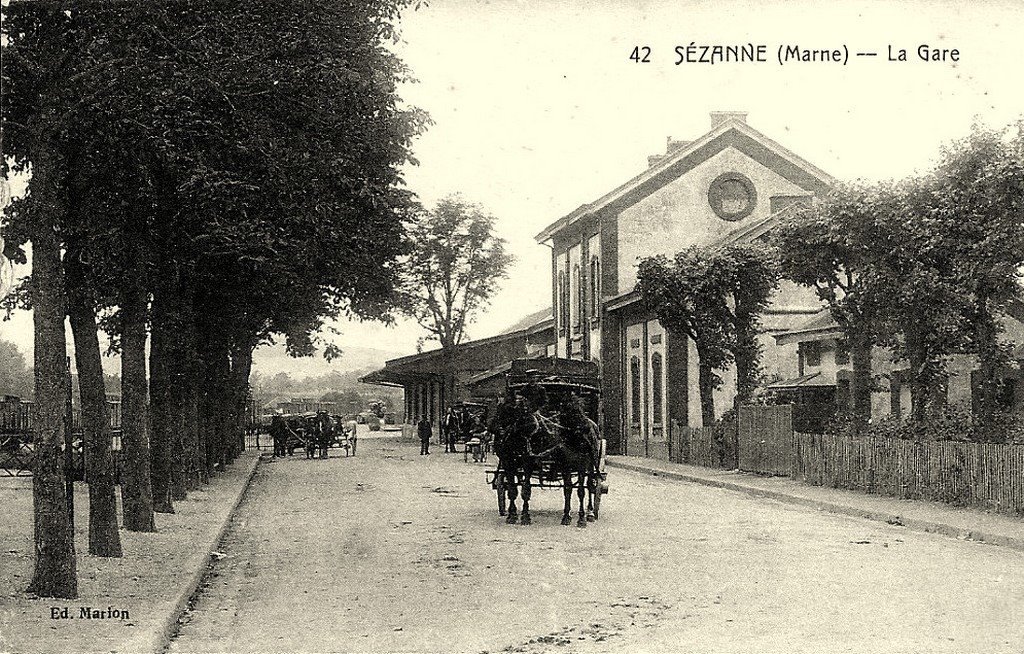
250 342 403 380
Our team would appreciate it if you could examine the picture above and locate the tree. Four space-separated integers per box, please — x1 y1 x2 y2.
399 195 513 403
66 246 122 557
0 340 33 398
2 1 79 598
775 171 1019 428
867 181 973 422
715 244 778 405
637 244 777 426
3 0 425 577
924 123 1024 430
774 184 891 427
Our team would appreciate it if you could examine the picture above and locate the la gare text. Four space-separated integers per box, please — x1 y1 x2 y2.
629 44 960 66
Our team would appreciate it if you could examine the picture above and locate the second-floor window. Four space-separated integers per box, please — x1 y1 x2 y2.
570 263 581 331
589 256 600 319
557 271 568 333
651 352 663 425
804 341 821 367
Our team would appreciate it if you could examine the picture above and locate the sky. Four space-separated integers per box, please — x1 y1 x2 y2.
3 0 1024 375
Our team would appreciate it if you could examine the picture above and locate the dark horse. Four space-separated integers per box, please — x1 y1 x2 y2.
544 394 601 528
491 393 545 525
493 390 601 527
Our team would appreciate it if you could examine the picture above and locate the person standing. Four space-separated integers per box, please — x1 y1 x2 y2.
270 414 287 457
521 369 548 413
316 411 332 459
346 418 358 456
443 409 459 454
417 415 432 455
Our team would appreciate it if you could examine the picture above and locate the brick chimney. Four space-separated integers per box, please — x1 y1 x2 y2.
666 137 691 154
648 137 693 168
710 111 748 128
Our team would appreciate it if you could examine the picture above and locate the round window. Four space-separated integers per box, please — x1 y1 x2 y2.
708 172 757 221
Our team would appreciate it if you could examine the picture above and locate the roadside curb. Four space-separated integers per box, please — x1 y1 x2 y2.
150 452 263 654
607 458 1024 553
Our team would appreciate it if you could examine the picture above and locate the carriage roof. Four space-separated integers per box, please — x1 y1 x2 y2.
450 401 487 409
507 379 600 395
505 358 600 390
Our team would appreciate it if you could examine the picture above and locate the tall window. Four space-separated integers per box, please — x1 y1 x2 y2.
570 263 581 330
651 353 664 425
557 271 567 334
589 256 601 318
578 264 586 326
630 356 642 424
804 341 821 367
835 339 850 365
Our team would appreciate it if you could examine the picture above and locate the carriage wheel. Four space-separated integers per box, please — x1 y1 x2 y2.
496 473 507 516
593 439 607 520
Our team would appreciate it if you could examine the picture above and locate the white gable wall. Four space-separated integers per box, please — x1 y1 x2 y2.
616 147 808 293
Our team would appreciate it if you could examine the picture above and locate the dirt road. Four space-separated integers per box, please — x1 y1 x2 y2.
168 436 1024 653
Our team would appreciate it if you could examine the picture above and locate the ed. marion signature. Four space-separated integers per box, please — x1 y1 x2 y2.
50 606 132 621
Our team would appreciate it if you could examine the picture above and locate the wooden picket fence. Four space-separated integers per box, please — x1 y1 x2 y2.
738 405 793 476
668 421 737 469
792 433 1024 516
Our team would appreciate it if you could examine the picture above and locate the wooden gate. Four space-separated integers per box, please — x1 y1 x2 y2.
738 405 794 476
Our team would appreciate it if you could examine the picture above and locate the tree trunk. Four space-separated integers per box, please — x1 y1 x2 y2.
696 347 716 428
66 253 122 558
199 342 231 472
184 375 203 487
196 341 218 478
850 330 873 430
120 240 156 532
26 176 78 598
179 267 202 489
733 309 759 408
906 326 930 424
973 300 1001 432
148 277 175 513
227 343 255 460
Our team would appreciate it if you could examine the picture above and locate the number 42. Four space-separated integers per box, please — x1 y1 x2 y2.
630 46 651 63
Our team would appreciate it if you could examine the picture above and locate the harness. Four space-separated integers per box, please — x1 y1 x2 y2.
531 411 599 463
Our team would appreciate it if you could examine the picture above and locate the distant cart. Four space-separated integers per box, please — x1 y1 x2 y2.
446 401 490 463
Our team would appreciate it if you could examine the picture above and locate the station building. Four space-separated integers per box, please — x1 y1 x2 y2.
366 110 1024 456
360 308 554 432
534 111 833 456
769 306 1024 432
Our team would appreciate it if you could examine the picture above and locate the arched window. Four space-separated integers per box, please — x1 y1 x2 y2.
577 264 585 326
651 353 663 425
630 356 642 424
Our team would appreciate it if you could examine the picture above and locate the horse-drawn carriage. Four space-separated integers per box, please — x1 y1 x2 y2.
485 358 608 527
443 401 490 462
272 412 353 457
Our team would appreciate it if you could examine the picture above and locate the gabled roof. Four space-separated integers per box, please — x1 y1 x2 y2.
360 308 554 387
498 306 553 335
772 310 842 346
535 116 835 243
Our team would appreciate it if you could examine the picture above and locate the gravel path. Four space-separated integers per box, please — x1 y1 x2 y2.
168 436 1024 653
